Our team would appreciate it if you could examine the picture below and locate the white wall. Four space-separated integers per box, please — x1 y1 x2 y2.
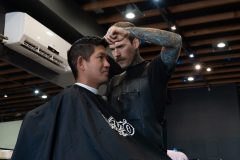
0 121 22 149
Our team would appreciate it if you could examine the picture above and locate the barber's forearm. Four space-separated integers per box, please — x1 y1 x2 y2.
160 46 181 71
127 27 182 48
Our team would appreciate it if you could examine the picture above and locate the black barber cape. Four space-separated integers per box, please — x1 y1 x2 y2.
11 85 170 160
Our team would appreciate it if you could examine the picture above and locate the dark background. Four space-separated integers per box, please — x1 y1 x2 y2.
0 1 240 160
166 85 240 160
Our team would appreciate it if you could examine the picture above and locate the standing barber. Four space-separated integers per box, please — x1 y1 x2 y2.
104 22 182 151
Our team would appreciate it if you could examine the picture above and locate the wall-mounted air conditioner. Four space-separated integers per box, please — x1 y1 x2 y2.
4 12 71 73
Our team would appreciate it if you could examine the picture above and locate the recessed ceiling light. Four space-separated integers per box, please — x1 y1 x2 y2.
187 76 194 82
124 4 142 20
41 95 48 99
3 94 8 98
171 25 176 31
217 42 226 48
195 64 201 70
206 67 212 72
189 54 194 58
125 12 135 19
34 89 40 94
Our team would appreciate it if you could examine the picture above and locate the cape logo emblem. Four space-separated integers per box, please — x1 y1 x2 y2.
106 116 135 137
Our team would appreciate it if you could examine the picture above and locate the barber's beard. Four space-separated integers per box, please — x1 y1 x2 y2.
116 58 125 63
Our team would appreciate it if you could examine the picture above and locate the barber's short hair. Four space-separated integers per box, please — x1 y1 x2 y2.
112 22 136 41
113 21 135 28
67 36 107 79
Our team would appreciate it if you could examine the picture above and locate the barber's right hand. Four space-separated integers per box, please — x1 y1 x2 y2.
104 26 129 44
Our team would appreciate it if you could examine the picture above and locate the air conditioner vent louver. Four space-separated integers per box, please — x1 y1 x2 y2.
23 40 38 51
20 40 66 69
39 49 52 59
4 12 71 73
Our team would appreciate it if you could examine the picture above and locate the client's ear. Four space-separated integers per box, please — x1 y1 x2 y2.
77 56 85 71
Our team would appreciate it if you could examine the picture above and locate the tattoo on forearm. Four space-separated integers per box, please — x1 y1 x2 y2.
160 47 181 70
128 27 182 70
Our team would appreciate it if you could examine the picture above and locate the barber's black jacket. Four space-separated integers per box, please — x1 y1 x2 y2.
12 85 170 160
108 56 173 150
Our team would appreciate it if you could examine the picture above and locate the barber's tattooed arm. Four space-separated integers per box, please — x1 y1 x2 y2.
127 27 182 71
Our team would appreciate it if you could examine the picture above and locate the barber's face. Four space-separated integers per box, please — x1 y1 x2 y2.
83 46 110 88
110 38 137 69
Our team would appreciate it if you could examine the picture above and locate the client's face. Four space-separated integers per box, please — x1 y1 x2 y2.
83 45 110 88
